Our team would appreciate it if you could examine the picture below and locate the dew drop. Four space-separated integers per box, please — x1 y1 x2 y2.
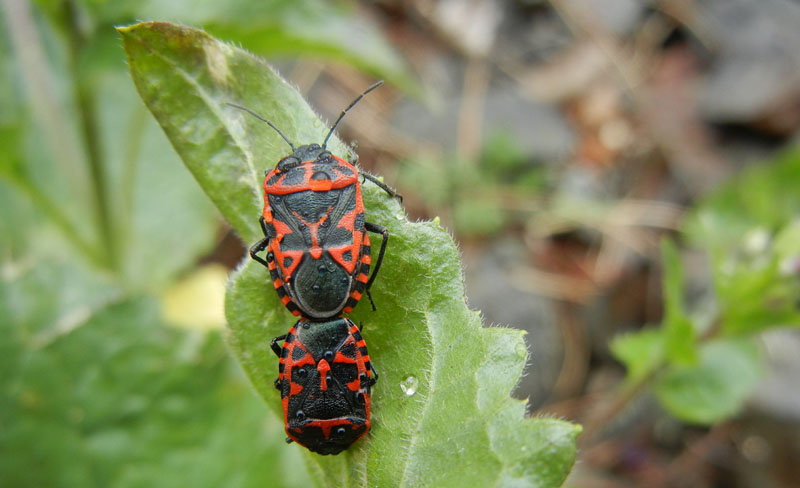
400 375 418 396
395 212 405 221
313 119 321 128
515 342 528 359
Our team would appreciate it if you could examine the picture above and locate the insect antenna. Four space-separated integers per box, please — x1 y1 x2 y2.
321 80 384 150
226 102 295 151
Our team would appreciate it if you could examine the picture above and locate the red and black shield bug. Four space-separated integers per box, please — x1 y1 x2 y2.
271 317 377 455
228 81 400 320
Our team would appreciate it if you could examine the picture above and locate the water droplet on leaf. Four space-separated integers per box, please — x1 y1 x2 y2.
400 375 418 396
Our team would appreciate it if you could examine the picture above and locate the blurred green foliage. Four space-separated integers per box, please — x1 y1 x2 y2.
398 130 550 237
611 148 800 425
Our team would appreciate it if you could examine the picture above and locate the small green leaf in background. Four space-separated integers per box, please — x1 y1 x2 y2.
683 149 800 252
610 329 664 385
660 239 697 365
653 339 762 425
683 148 800 336
120 21 580 487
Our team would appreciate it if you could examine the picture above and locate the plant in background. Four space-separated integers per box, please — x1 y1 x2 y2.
609 149 800 428
397 130 551 237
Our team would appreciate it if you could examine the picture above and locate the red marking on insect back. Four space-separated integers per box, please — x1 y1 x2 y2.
309 178 333 192
303 418 364 441
327 244 355 273
264 159 358 195
290 209 332 261
292 352 316 369
282 395 290 423
270 217 304 280
286 340 317 367
334 351 356 364
335 205 357 233
273 219 292 240
317 359 331 391
290 382 303 396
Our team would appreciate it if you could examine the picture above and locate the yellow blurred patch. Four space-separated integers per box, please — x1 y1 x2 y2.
161 264 228 330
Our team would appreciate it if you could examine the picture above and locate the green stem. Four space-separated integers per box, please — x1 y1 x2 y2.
14 175 100 264
0 0 104 264
581 319 723 445
62 0 117 270
117 106 148 262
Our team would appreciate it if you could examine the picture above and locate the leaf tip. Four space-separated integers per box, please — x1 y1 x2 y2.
115 21 151 36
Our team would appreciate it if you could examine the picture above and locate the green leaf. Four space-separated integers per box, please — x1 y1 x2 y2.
453 197 509 236
714 256 800 335
653 338 762 425
78 0 416 92
683 148 800 245
119 21 353 243
773 218 800 262
660 239 696 364
609 328 663 384
121 21 580 487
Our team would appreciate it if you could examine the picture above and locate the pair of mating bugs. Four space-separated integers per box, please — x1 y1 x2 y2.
229 81 398 455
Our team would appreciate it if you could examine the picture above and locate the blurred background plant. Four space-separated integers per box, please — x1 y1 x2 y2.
2 0 800 487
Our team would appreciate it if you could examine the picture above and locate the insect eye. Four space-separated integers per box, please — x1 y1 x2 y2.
296 410 305 420
324 350 334 362
336 427 347 436
277 156 301 171
297 368 307 377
